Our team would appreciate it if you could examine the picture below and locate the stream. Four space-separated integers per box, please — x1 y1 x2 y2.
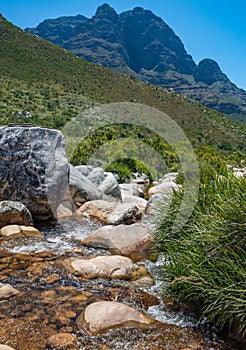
0 216 242 349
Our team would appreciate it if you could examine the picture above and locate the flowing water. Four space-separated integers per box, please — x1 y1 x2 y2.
0 217 242 349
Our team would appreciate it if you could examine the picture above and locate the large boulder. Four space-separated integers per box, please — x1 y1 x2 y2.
82 223 154 261
76 301 159 335
77 200 142 225
0 126 69 221
69 165 102 206
0 201 33 228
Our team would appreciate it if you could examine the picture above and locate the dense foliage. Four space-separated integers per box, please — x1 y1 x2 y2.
156 150 246 337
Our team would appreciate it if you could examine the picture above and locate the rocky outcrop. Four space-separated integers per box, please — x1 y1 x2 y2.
26 5 246 122
82 223 154 261
0 126 69 221
76 301 159 335
0 201 33 228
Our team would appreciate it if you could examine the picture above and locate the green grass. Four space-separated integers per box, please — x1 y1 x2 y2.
155 152 246 338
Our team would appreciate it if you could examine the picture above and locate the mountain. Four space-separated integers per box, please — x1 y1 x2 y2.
0 14 245 152
26 3 246 123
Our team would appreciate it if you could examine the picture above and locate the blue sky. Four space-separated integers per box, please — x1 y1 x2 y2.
1 0 246 90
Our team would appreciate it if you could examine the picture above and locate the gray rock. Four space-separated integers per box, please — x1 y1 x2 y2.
120 183 144 198
0 126 69 221
69 165 102 205
87 167 105 185
75 165 93 177
0 200 33 228
99 172 121 199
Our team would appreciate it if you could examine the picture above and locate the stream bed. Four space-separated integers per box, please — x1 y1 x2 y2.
0 217 242 349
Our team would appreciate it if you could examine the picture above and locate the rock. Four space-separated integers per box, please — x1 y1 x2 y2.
47 333 78 349
87 167 104 185
120 183 144 198
122 196 147 215
160 172 178 182
77 200 142 225
233 167 246 178
98 172 121 199
82 223 154 261
0 283 19 300
76 301 159 335
0 225 43 239
75 165 93 177
69 165 102 206
0 346 16 350
0 201 33 229
148 181 180 197
69 255 151 281
0 126 69 221
56 203 73 219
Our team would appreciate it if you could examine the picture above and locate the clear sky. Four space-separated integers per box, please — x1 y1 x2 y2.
1 0 246 90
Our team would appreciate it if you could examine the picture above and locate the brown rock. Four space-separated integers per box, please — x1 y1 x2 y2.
56 203 73 219
0 283 19 300
77 200 141 225
0 345 16 350
0 225 43 239
76 301 159 335
0 200 33 229
47 333 78 349
69 255 152 282
82 223 154 261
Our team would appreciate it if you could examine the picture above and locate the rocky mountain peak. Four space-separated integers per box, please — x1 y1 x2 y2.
194 58 230 85
94 3 119 22
25 6 246 122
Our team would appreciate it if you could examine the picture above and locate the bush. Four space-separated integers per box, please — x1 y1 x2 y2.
155 154 246 338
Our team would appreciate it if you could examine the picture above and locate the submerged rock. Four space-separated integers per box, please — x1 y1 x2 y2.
0 201 33 229
76 301 159 335
0 126 69 221
82 223 154 261
68 255 151 281
47 333 78 349
0 283 19 300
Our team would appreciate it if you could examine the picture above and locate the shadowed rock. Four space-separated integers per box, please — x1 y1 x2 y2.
0 126 69 221
0 201 33 228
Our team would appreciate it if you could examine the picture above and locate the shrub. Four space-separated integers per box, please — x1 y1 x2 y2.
155 155 246 338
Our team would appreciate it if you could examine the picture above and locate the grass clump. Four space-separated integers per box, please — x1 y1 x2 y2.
156 151 246 338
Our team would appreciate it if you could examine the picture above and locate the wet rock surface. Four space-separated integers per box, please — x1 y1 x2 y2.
76 301 159 335
0 201 33 228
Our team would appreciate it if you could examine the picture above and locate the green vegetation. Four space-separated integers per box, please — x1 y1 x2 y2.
0 15 245 152
155 149 246 337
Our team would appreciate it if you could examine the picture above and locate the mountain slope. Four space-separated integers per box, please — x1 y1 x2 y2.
26 4 246 123
0 14 245 151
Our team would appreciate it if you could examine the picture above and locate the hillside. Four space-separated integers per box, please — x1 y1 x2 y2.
0 14 245 151
25 4 246 123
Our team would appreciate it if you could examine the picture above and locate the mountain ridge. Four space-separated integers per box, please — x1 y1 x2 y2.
26 3 246 123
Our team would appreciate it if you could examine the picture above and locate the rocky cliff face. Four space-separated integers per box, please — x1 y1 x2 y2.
26 4 246 123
